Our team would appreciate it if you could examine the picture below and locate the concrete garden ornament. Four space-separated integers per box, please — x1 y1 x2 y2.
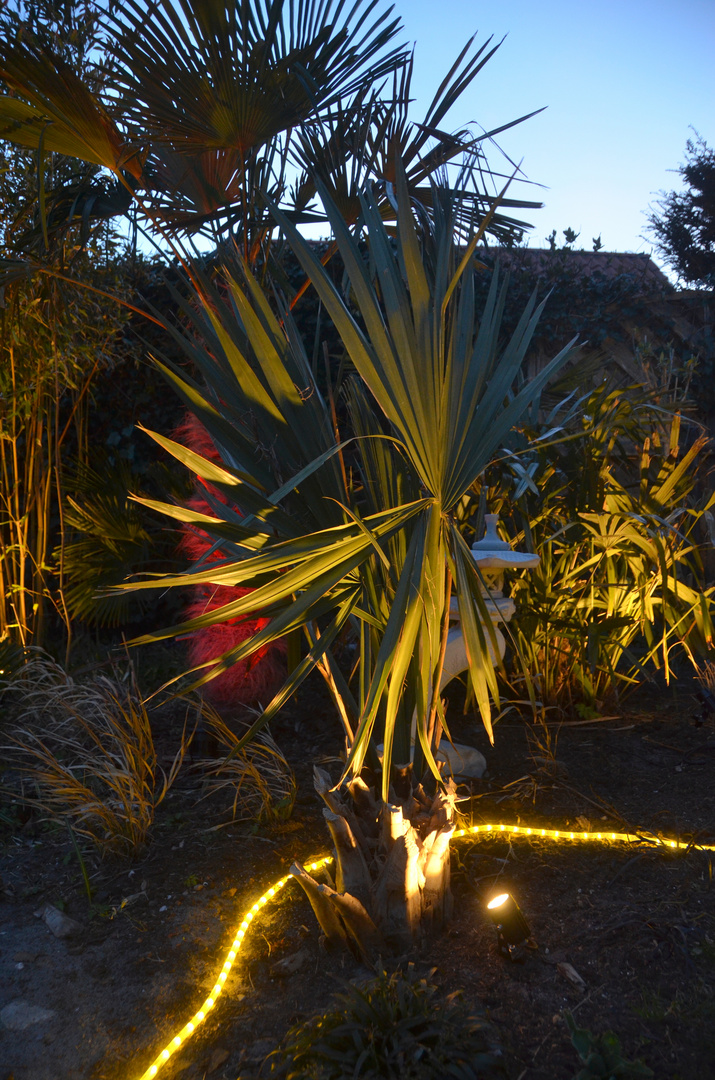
436 514 540 781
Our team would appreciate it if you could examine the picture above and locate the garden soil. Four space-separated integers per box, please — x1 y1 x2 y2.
2 676 715 1080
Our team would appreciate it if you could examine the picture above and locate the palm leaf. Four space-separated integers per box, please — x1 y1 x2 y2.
123 165 571 781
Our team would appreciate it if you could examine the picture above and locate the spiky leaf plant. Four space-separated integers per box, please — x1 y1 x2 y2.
123 168 574 945
0 0 542 258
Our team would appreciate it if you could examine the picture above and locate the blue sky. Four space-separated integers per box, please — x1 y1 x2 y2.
394 0 715 261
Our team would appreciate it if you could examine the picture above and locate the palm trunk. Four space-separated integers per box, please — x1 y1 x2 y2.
290 765 456 958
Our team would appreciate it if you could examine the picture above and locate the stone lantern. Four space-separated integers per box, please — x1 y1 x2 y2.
437 514 540 780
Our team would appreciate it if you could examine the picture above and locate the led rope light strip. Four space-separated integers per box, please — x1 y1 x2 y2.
134 824 715 1079
135 855 334 1080
455 822 715 849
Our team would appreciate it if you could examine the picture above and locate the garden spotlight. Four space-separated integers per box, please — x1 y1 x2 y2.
486 892 532 961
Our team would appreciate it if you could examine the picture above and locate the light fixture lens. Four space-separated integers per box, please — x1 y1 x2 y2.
487 893 510 910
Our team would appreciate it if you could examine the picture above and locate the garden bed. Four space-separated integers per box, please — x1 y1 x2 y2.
1 677 714 1080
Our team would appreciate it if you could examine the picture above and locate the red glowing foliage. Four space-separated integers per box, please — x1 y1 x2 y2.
174 413 285 705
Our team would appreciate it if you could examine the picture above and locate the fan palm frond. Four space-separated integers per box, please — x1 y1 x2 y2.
109 0 407 156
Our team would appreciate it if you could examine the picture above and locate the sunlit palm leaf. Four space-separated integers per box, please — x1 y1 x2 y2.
0 42 142 178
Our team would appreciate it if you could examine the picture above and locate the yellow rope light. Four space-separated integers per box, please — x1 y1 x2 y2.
135 856 334 1080
454 822 715 850
134 824 714 1080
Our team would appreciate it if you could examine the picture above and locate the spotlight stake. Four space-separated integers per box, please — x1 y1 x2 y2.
486 892 532 962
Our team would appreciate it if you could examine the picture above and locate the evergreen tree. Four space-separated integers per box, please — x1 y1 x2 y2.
647 134 715 289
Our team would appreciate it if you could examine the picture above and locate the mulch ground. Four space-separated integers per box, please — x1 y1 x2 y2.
1 673 714 1080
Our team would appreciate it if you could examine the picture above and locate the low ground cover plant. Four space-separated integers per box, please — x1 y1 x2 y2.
565 1012 653 1079
271 966 506 1080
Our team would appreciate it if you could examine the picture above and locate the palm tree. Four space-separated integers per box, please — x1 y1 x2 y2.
123 167 576 950
0 0 543 259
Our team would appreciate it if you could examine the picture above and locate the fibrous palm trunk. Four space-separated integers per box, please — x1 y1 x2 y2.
290 765 457 956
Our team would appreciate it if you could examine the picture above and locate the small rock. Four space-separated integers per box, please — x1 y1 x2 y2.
557 961 586 990
34 903 83 939
436 742 487 780
1 1000 56 1031
12 951 38 963
206 1047 230 1073
269 948 309 978
376 740 487 779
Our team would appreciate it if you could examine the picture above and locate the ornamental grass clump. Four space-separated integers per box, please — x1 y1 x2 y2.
193 701 296 825
271 967 506 1080
2 651 190 854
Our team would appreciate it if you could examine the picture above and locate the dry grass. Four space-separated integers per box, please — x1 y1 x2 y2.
2 650 192 855
694 658 715 698
193 701 296 826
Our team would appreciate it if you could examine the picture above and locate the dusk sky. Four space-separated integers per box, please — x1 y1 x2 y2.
395 0 715 264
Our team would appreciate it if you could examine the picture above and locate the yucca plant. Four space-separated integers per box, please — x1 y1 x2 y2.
121 166 573 948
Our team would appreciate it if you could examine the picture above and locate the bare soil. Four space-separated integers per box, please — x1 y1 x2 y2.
2 675 714 1080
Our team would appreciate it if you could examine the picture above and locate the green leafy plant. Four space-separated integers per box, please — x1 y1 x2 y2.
271 967 506 1079
647 132 715 289
58 455 188 627
0 255 133 651
125 171 574 795
476 387 714 712
565 1011 653 1080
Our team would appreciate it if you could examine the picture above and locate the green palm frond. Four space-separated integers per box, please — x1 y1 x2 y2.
288 34 544 242
0 2 541 255
109 0 407 155
121 165 572 791
0 38 143 178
